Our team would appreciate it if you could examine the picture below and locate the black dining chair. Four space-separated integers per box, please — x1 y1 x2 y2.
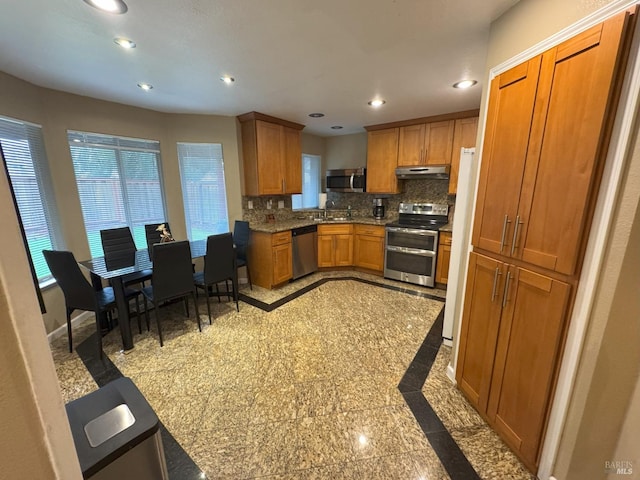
141 240 201 346
145 222 171 260
194 233 239 324
233 220 252 290
43 249 141 358
100 227 152 288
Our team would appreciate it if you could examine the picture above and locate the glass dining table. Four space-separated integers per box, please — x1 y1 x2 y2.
79 239 207 351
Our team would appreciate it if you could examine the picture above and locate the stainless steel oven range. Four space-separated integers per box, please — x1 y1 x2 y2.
384 203 449 287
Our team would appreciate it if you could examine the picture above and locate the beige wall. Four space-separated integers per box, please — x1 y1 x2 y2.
325 132 367 170
0 155 81 478
0 72 244 333
476 0 639 478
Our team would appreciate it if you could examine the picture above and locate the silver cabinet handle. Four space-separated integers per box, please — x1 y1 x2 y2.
500 215 511 253
349 173 354 191
502 271 512 308
491 267 502 302
511 215 524 256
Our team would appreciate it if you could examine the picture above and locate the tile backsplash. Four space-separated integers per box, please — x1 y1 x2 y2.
242 178 455 223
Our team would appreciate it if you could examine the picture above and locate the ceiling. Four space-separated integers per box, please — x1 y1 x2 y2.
0 0 520 136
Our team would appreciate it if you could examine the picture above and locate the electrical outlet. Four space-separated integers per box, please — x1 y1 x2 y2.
266 199 272 209
278 200 284 209
247 200 254 209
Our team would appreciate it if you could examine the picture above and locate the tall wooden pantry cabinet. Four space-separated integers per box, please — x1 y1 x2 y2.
456 9 637 472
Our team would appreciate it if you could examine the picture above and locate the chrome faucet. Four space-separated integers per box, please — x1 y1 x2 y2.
324 199 335 218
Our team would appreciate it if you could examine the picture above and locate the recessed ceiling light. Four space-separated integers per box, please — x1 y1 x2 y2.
137 83 153 91
453 80 477 89
368 99 386 107
220 76 235 84
114 37 136 49
331 125 343 130
308 113 325 118
83 0 128 14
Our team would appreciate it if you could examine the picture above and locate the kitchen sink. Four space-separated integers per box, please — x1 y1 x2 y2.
312 216 349 222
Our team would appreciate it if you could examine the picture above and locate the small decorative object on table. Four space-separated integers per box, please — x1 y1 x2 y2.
156 223 174 242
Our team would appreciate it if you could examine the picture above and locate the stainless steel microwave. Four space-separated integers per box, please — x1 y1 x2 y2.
326 168 366 192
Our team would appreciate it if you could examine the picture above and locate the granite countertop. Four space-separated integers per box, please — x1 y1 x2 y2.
439 223 453 233
249 216 396 233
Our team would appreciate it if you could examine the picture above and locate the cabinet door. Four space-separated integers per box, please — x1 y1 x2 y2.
456 252 505 412
366 128 400 194
282 126 302 194
272 242 292 284
317 235 335 267
424 120 454 165
435 233 452 284
354 234 384 271
517 12 634 275
449 117 478 194
472 57 542 255
256 120 284 195
487 266 570 470
334 234 354 266
397 124 426 166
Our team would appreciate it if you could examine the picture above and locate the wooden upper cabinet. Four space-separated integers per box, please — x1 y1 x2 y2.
397 120 455 166
517 13 633 275
238 112 305 196
282 126 302 194
472 57 542 257
449 117 478 194
473 11 634 276
366 128 400 194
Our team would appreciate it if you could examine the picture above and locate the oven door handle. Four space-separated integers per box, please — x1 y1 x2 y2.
386 245 436 256
386 227 438 236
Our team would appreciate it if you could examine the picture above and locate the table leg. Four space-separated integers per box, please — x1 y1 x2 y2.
112 276 134 351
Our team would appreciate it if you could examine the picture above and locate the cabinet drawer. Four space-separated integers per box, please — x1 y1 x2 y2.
318 224 353 235
272 231 291 246
355 224 385 237
439 232 452 245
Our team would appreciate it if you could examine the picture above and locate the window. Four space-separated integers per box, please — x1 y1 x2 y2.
68 131 167 258
0 115 63 283
292 154 321 209
177 142 229 241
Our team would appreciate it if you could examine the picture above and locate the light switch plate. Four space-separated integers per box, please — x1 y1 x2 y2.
247 200 254 209
266 200 272 209
278 200 284 209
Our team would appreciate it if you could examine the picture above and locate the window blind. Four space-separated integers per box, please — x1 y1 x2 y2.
177 142 229 241
0 115 63 282
292 154 321 209
68 131 167 257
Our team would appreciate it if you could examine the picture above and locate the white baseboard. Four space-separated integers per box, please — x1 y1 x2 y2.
46 312 92 343
446 363 456 384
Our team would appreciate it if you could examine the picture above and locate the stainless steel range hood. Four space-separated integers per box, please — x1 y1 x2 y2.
395 165 450 179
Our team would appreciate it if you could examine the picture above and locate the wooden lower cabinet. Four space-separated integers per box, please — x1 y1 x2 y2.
457 252 570 471
435 232 452 284
318 224 353 267
247 230 292 288
354 225 385 272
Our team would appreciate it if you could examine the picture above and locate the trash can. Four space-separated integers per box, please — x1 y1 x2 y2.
65 377 168 480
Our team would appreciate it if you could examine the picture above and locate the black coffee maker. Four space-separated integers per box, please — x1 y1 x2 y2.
373 198 385 219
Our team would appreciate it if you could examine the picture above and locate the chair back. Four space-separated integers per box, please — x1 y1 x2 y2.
43 250 96 311
204 233 236 285
145 222 171 259
151 240 194 301
101 227 136 256
233 220 250 261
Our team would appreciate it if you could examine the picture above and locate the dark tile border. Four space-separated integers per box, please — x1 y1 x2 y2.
76 274 479 479
398 309 481 480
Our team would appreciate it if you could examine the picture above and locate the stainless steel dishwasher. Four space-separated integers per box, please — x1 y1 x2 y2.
291 224 318 279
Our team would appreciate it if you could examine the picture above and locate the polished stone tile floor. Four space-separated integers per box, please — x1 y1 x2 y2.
51 271 533 479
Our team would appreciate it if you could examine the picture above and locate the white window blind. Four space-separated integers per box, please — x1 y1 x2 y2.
177 142 229 241
0 115 63 282
68 131 167 258
292 154 321 209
